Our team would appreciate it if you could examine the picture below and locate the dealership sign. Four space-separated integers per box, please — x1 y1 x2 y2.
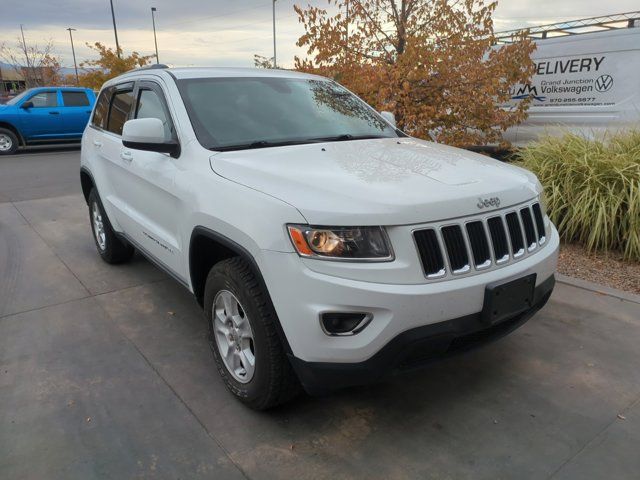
507 55 615 108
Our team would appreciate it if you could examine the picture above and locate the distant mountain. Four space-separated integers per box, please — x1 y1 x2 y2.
0 61 98 76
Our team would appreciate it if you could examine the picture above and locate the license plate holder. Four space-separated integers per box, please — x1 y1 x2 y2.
482 274 536 325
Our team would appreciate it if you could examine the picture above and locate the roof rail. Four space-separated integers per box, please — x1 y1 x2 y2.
128 64 170 72
495 11 640 43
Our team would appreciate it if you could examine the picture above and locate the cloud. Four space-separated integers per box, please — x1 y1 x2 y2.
2 0 638 69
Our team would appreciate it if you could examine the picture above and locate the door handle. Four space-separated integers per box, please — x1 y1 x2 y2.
120 151 133 162
93 140 103 148
49 111 60 115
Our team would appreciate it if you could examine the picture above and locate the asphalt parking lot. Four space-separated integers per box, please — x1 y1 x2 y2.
1 149 640 479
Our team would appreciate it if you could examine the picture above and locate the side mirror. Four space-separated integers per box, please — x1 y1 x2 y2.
21 101 34 109
380 111 396 128
122 118 180 157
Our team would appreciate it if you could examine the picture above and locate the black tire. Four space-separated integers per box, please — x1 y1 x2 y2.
87 188 134 264
204 257 300 410
0 128 19 155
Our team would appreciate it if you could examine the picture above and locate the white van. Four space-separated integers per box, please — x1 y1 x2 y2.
502 26 640 146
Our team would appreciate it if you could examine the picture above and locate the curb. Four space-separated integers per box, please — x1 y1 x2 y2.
556 273 640 305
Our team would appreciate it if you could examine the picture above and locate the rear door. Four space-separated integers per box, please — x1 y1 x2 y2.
18 89 66 140
89 83 136 231
60 90 93 138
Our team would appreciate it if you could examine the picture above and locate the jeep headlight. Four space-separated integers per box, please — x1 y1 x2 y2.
287 225 393 261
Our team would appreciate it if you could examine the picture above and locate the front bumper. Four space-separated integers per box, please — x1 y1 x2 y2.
289 274 555 394
260 225 559 365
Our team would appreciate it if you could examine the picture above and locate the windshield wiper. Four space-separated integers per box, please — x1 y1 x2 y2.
307 134 389 143
212 134 391 152
212 140 308 152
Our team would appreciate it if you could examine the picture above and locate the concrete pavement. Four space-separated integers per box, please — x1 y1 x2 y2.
1 150 639 479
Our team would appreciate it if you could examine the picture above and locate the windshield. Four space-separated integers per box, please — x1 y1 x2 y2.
177 77 398 151
6 89 33 105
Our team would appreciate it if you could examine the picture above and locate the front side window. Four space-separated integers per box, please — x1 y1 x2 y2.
176 77 397 151
28 91 57 108
135 88 174 141
6 89 31 106
106 89 135 135
62 91 90 107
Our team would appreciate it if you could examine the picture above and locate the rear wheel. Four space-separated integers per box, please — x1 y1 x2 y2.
0 128 19 155
88 188 134 264
204 257 300 409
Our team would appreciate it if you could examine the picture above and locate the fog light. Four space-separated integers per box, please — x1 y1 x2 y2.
320 312 372 336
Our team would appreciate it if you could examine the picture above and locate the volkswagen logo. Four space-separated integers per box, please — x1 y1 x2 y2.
595 75 613 93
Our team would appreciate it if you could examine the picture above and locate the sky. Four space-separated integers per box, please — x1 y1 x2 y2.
1 0 638 70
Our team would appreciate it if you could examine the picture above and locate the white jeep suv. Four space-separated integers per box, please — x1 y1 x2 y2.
80 66 558 409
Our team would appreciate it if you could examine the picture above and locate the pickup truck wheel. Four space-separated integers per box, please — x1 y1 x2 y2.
0 128 19 155
87 188 134 264
204 257 300 409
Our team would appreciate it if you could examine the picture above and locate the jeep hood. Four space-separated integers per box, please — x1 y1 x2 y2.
210 138 540 225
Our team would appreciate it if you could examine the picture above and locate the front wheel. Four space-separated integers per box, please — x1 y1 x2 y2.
0 128 19 155
204 257 300 409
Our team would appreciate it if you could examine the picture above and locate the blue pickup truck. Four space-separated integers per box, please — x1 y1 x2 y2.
0 86 96 155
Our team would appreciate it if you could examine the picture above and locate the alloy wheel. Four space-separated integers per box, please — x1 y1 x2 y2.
92 202 106 251
212 290 256 383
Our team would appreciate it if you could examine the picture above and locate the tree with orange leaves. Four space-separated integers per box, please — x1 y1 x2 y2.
294 0 535 147
77 42 155 90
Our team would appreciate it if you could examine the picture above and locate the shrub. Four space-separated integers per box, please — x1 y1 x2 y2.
515 131 640 261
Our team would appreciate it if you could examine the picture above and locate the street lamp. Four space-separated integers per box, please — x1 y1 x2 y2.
272 0 277 68
109 0 121 58
66 28 79 85
151 7 159 64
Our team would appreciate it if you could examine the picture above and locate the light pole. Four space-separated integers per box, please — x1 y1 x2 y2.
345 0 349 52
109 0 121 58
66 28 79 85
272 0 277 68
151 7 159 63
19 25 33 86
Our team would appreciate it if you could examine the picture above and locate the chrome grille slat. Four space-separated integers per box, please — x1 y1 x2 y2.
441 225 470 274
465 221 491 268
487 216 509 263
531 203 546 244
413 229 446 278
520 207 537 251
413 201 547 280
505 212 525 257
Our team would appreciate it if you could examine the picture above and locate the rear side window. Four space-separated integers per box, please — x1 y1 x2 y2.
106 89 135 136
62 91 90 107
28 91 57 107
92 89 111 129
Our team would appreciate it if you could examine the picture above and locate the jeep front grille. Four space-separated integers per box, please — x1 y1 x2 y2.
413 201 547 279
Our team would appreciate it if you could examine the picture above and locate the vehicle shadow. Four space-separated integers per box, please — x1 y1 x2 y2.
15 144 81 155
